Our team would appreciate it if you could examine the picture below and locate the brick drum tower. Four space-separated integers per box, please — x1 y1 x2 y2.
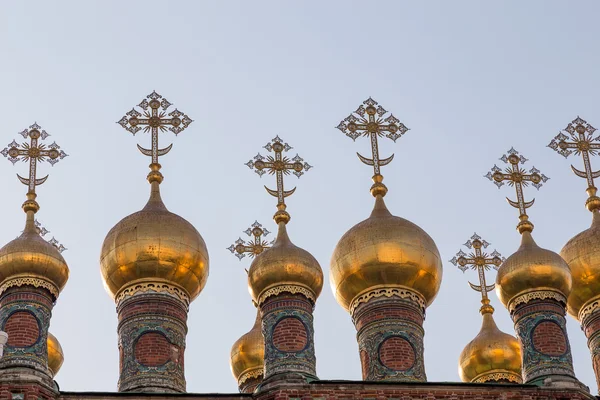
330 98 443 382
100 92 208 393
487 148 582 388
0 123 69 399
245 136 323 386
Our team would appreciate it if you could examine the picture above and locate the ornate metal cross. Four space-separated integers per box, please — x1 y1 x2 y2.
31 220 66 253
336 97 408 179
450 233 504 301
117 91 192 165
548 117 600 211
485 148 549 232
227 221 271 260
34 219 49 236
246 136 311 222
1 123 67 195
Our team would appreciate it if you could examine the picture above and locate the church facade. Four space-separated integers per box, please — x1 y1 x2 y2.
0 94 597 400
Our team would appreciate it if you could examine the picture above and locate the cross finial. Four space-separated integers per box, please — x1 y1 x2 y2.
548 117 600 212
336 97 409 197
1 123 68 214
117 91 193 184
227 221 272 264
450 233 504 314
246 136 312 224
485 148 549 234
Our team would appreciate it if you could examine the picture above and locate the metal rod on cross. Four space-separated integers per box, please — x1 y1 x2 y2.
246 136 312 224
450 233 504 313
118 91 193 184
485 148 549 234
336 97 409 197
1 123 68 217
548 117 600 212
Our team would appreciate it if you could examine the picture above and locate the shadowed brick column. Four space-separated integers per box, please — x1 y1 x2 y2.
0 287 53 374
578 303 600 391
117 290 188 393
511 296 576 384
0 286 58 399
261 293 318 383
351 291 426 382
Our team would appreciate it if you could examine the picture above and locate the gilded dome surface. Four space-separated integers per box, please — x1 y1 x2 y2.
100 182 209 301
247 223 323 304
47 332 64 377
458 308 522 383
0 215 69 297
561 211 600 319
330 196 442 311
230 311 264 383
496 231 572 308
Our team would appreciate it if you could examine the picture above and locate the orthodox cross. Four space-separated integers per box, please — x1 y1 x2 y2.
246 136 311 223
548 117 600 211
336 97 408 195
1 123 67 197
227 221 271 261
117 91 192 170
485 148 549 233
450 233 504 302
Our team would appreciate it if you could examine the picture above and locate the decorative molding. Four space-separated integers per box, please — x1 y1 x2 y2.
473 371 522 384
509 290 566 313
0 277 59 299
258 285 315 306
116 281 190 306
580 295 600 322
238 367 263 385
350 286 426 316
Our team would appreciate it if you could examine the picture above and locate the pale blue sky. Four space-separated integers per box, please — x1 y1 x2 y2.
1 0 599 393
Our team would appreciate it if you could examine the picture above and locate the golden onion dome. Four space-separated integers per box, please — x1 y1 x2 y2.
247 222 323 305
496 231 572 308
47 332 64 377
330 195 443 311
560 211 600 319
458 303 522 383
100 181 209 302
230 310 264 386
0 212 69 298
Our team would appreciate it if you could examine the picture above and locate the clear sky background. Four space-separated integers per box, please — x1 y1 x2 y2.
1 0 599 393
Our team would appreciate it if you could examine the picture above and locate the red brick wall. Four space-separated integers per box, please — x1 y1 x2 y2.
532 321 567 356
0 383 58 400
272 317 307 352
4 311 39 347
134 332 171 367
355 303 423 330
378 336 415 371
118 299 187 322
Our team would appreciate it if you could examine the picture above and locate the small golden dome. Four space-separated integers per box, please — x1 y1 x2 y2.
247 222 323 305
0 213 69 298
561 211 600 319
230 311 264 385
458 304 522 383
100 182 209 301
330 195 442 311
496 231 572 308
47 332 64 377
